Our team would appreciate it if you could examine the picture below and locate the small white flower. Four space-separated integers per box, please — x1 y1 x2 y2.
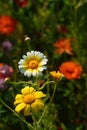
18 51 48 77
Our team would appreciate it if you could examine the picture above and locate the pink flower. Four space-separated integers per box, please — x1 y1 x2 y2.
1 40 13 52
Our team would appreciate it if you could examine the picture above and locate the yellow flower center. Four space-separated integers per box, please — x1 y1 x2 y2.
28 60 38 69
23 94 35 104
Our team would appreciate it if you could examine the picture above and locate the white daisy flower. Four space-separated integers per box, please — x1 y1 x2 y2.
18 51 48 77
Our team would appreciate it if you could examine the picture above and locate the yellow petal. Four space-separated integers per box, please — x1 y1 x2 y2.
50 71 56 76
15 103 26 113
15 94 23 100
50 71 64 79
21 86 30 95
31 99 44 112
34 91 46 99
14 99 23 105
23 104 31 116
29 87 36 93
21 86 35 95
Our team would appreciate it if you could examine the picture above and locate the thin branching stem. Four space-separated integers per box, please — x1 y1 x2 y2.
39 80 55 90
0 98 34 130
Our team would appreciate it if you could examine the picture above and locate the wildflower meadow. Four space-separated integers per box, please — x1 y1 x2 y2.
0 0 87 130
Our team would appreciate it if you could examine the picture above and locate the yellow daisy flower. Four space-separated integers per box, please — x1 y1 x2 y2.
50 70 64 80
18 51 48 77
14 86 46 116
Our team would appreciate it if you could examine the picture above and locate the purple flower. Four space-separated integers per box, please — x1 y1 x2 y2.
1 40 13 52
0 64 13 90
0 65 13 78
0 78 8 90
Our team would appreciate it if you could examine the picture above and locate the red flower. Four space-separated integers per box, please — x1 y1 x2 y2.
0 15 17 35
15 0 28 8
59 61 83 80
54 38 73 55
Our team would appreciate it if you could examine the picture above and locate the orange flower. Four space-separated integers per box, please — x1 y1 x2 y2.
0 63 3 67
54 38 73 55
0 15 17 35
59 61 82 80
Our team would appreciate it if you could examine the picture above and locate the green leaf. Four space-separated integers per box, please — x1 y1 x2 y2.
63 0 76 6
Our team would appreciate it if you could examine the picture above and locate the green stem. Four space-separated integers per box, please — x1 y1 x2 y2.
37 105 47 125
49 82 56 104
9 81 37 86
85 59 87 91
20 120 25 130
39 81 55 90
0 98 34 130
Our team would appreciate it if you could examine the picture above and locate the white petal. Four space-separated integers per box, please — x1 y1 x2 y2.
18 65 27 69
26 52 31 56
39 59 48 66
37 53 44 59
34 51 40 56
24 70 32 77
20 69 26 73
32 69 41 77
30 51 35 56
38 66 47 71
18 59 25 64
32 70 38 76
37 67 44 71
22 55 27 59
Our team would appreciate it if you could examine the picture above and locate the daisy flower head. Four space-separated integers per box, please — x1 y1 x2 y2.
14 86 46 116
18 51 48 77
